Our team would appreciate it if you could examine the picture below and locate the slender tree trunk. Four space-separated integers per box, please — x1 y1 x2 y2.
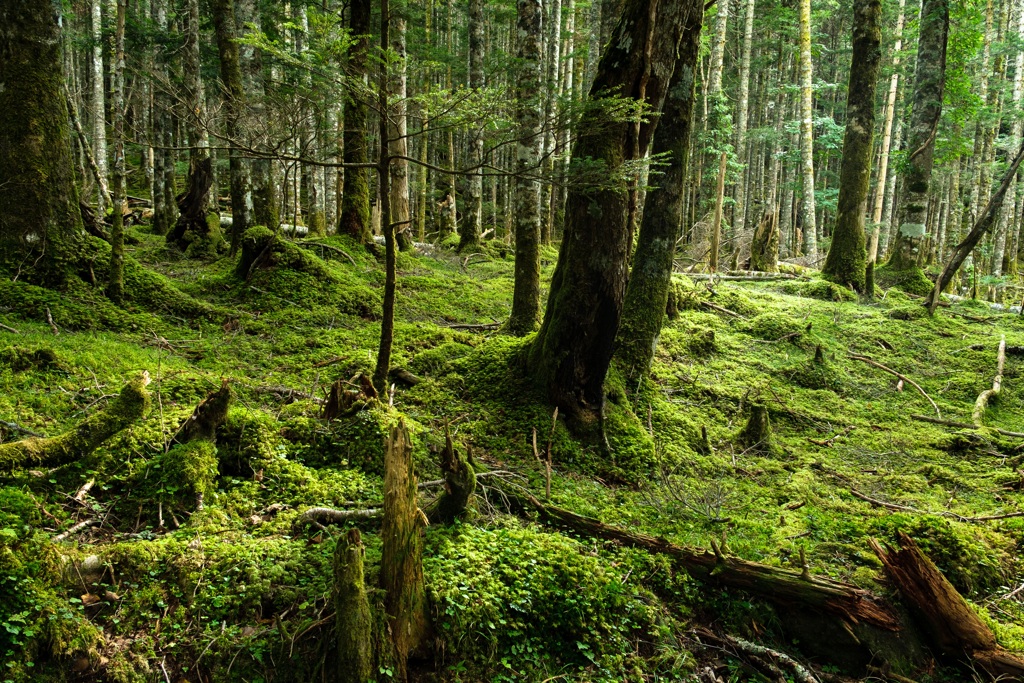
821 0 881 292
798 0 818 258
613 6 702 383
540 0 562 244
237 0 276 229
733 0 756 247
374 0 397 394
107 0 127 302
389 8 413 252
415 0 432 242
878 97 903 259
91 0 108 213
710 152 727 270
460 0 485 251
507 0 545 336
867 0 905 263
212 0 252 255
338 0 373 243
527 0 697 420
885 0 949 277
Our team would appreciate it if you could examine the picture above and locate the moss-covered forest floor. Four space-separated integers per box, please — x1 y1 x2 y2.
3 224 1024 682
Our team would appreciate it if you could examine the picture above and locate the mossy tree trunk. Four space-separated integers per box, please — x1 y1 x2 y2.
337 0 373 243
424 425 476 524
459 0 485 253
237 0 277 230
212 0 253 256
335 528 374 683
886 0 948 274
380 420 429 681
506 0 544 336
107 0 128 303
0 374 151 472
798 0 818 258
527 0 698 420
748 207 779 272
613 7 702 385
821 0 881 292
0 0 84 285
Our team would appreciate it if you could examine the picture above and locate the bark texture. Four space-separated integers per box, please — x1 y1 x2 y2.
460 0 485 252
338 0 372 243
822 0 881 292
335 528 374 683
0 0 84 284
798 0 818 257
528 0 699 420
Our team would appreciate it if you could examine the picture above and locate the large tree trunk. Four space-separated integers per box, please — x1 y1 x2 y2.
527 0 698 421
337 0 372 243
798 0 818 258
0 0 84 285
507 0 545 336
885 0 948 276
237 0 276 230
459 0 485 252
212 0 253 255
821 0 881 292
91 0 108 214
389 8 413 253
334 529 374 683
732 0 756 248
373 0 397 395
612 4 702 385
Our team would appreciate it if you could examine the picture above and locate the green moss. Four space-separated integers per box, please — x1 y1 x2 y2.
0 346 60 372
745 312 804 340
875 262 935 296
778 279 859 302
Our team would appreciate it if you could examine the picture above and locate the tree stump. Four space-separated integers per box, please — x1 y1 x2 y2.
334 528 374 683
738 404 773 456
424 424 476 524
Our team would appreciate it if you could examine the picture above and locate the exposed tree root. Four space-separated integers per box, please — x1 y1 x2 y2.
973 335 1006 428
0 373 150 472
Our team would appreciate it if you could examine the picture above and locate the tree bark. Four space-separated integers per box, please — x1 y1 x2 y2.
334 528 374 683
106 0 127 303
733 0 756 247
373 0 397 395
527 0 698 420
211 0 253 256
886 0 948 275
0 0 85 285
507 0 545 336
460 0 485 252
91 0 108 213
613 7 702 384
389 7 413 253
337 0 372 243
798 0 818 258
821 0 881 292
237 0 276 230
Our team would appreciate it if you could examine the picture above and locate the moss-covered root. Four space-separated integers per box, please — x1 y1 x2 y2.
0 372 150 472
335 528 374 683
424 426 477 525
737 404 774 456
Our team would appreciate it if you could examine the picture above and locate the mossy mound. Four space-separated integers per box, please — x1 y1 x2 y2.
778 278 858 302
786 352 842 391
745 312 804 340
0 346 60 372
875 263 935 297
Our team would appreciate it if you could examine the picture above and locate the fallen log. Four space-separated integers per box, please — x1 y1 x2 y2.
871 532 1024 681
494 482 900 632
973 335 1006 428
0 373 151 472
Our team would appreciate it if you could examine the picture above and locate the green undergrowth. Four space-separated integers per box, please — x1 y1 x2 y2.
2 224 1024 681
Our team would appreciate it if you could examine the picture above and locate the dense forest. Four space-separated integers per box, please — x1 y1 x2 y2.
2 0 1024 680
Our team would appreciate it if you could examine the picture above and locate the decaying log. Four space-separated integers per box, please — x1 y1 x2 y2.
172 380 230 444
871 532 1024 681
494 481 901 632
973 335 1006 428
380 420 430 680
0 373 151 472
323 374 377 421
297 507 383 528
424 424 476 524
334 528 374 683
388 367 421 387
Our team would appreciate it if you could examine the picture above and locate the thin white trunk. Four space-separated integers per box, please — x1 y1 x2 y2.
91 0 108 211
798 0 817 257
733 0 756 245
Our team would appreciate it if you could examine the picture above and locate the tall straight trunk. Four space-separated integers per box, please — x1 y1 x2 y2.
296 8 324 236
237 0 275 228
389 8 412 252
886 0 949 274
540 0 561 244
527 0 697 420
374 0 398 395
798 0 818 258
710 152 726 270
822 0 881 292
585 0 601 88
0 0 84 284
107 0 127 302
878 97 903 259
1001 0 1024 275
967 0 995 237
867 0 905 262
507 0 545 336
732 0 756 245
415 0 432 242
91 0 108 212
212 0 252 255
460 0 485 251
152 0 178 235
338 0 372 242
614 6 702 383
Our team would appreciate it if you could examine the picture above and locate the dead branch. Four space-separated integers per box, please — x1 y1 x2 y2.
296 507 382 529
973 335 1006 428
45 307 60 335
694 628 819 683
54 518 98 542
297 240 357 266
443 321 501 330
848 354 940 417
0 322 19 334
0 420 45 438
700 301 744 318
909 414 1024 438
851 489 1024 523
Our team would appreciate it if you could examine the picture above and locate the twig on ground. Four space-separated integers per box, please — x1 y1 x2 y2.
0 420 45 437
45 307 60 335
973 335 1006 428
851 489 1024 523
297 240 357 266
909 414 1024 438
848 354 940 417
700 301 743 318
0 322 19 334
54 518 98 542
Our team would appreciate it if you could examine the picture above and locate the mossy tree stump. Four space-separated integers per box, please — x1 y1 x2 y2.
334 528 374 683
737 403 774 456
424 425 476 524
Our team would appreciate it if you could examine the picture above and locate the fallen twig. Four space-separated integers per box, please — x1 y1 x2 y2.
54 518 98 542
297 240 357 266
444 321 501 330
851 489 1024 523
0 322 19 334
848 354 940 417
0 420 45 438
74 479 95 504
909 413 1024 438
694 628 819 683
296 506 382 529
700 301 743 318
45 307 60 335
